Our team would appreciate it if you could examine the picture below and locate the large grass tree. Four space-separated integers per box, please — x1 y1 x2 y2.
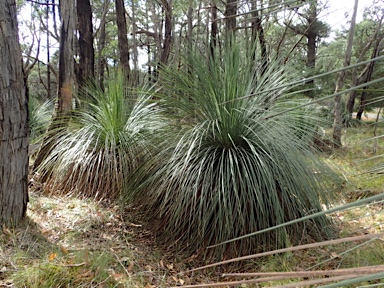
127 45 341 258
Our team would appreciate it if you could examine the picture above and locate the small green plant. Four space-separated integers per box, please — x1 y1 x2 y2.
29 97 54 142
13 251 117 288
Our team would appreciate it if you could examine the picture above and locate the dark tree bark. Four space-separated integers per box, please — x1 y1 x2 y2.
76 0 95 85
251 0 268 75
285 1 328 97
356 53 377 120
224 0 237 41
0 0 29 226
56 0 76 116
333 0 358 148
159 0 172 65
347 16 384 118
115 0 131 79
34 0 76 170
210 2 218 59
96 0 110 91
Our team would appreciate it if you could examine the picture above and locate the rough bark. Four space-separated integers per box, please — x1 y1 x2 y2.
333 0 358 148
356 49 378 120
76 0 95 85
96 0 110 91
346 16 384 118
224 0 237 41
251 0 268 75
34 0 76 171
0 0 29 226
159 0 172 65
115 0 131 78
210 2 218 59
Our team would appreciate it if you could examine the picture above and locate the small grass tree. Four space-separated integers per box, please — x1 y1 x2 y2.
35 72 164 200
126 45 341 259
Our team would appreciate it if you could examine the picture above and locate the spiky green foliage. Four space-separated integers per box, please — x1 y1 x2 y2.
127 46 341 258
29 97 55 141
36 73 164 200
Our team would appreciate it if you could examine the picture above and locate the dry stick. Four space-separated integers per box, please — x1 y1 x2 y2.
170 274 356 288
187 233 384 272
269 275 358 288
222 264 384 278
170 276 293 288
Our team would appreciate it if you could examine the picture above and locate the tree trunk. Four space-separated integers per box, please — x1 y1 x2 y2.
96 0 110 91
346 16 384 118
34 0 76 171
333 0 358 148
0 0 29 226
210 2 218 59
356 49 378 120
115 0 131 79
159 0 172 65
251 0 268 76
76 0 95 85
224 0 237 42
304 1 317 98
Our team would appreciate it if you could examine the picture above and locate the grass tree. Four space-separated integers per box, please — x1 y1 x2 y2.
29 97 55 142
126 45 342 259
35 73 164 200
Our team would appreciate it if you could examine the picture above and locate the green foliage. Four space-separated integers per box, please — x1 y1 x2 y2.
29 97 54 141
35 72 164 200
126 45 341 259
13 251 116 288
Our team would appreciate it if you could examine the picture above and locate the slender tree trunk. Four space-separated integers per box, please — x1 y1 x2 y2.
34 0 76 171
97 0 110 91
346 16 384 118
210 1 218 59
0 0 29 226
115 0 130 79
333 0 358 148
76 0 95 85
356 48 378 120
304 1 317 98
159 0 172 65
56 0 76 116
251 0 268 75
131 0 139 84
46 0 51 99
224 0 237 42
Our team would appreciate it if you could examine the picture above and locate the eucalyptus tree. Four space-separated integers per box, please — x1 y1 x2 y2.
285 0 330 97
0 0 29 226
33 0 76 169
76 0 95 85
115 0 131 79
333 0 358 148
346 10 384 120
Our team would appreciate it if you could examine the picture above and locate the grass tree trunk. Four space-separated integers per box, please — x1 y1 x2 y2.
333 0 358 148
0 0 29 226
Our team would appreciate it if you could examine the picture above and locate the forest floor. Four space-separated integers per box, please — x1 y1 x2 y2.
1 122 384 287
